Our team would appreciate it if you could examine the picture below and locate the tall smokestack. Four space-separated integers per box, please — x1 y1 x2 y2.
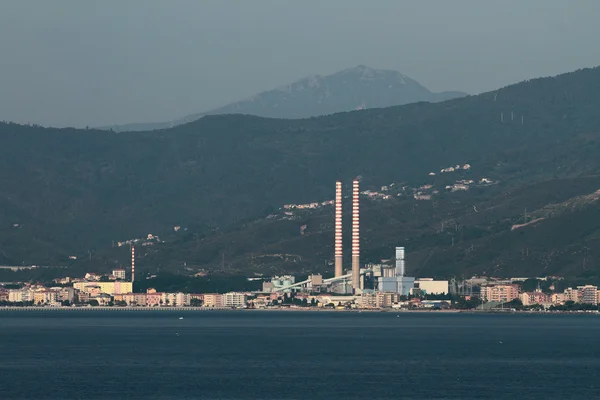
131 244 135 284
395 247 405 277
334 181 343 277
351 179 360 292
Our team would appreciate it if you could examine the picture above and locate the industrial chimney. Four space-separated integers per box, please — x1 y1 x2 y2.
334 181 343 277
395 247 405 277
351 179 360 292
131 244 135 284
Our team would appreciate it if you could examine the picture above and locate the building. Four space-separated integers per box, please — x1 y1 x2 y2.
112 269 126 280
203 294 224 308
519 291 550 306
73 281 132 296
146 292 161 307
33 290 59 305
480 284 519 303
551 293 566 304
564 287 579 303
414 279 449 295
265 276 296 293
378 276 415 296
223 292 247 308
577 285 598 305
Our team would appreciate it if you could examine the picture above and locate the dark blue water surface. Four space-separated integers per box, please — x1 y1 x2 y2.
1 311 599 399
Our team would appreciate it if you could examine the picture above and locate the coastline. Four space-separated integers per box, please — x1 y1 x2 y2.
0 306 597 315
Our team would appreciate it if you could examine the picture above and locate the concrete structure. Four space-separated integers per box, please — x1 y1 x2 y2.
112 269 126 280
203 293 224 307
265 275 296 293
351 179 360 292
480 284 519 303
396 247 405 277
307 274 323 292
415 279 449 295
334 180 343 277
223 292 247 308
379 276 415 296
577 285 598 305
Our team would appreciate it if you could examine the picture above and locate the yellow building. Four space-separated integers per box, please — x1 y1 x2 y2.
74 281 132 295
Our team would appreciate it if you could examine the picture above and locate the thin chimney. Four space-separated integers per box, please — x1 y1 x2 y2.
334 181 343 277
351 179 360 292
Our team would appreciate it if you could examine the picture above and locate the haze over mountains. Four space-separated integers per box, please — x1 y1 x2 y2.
2 66 600 280
100 66 467 132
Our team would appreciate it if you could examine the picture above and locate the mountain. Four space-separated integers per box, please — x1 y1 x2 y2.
101 65 467 132
2 66 600 280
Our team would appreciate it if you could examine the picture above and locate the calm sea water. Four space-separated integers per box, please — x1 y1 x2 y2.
0 311 599 399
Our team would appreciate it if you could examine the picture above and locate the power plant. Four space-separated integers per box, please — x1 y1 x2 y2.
262 179 417 296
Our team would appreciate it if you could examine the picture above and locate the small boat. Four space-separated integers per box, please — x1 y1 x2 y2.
178 317 184 320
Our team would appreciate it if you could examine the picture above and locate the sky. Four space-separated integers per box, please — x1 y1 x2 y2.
1 0 600 128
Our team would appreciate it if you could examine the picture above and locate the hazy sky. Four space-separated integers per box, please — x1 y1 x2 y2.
2 0 600 128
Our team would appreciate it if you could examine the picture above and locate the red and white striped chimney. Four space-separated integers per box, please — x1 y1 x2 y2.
334 181 343 277
131 244 135 284
351 179 360 291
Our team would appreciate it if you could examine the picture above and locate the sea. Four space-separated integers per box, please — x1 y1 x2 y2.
0 311 599 399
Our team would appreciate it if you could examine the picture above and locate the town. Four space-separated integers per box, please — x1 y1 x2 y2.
1 178 600 313
1 267 600 312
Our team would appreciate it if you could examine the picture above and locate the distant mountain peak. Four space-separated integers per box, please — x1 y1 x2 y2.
100 66 467 132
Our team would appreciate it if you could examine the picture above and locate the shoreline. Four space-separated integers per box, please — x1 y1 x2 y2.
0 306 598 315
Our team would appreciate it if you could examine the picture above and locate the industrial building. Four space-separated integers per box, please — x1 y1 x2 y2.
377 247 415 296
414 279 449 295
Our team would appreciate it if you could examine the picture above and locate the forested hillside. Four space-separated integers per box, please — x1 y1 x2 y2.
2 66 600 278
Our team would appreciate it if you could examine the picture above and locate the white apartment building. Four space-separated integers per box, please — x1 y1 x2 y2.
223 292 247 308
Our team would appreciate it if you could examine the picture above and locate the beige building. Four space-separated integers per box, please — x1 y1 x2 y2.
480 284 519 303
204 294 224 307
74 281 132 295
223 292 247 308
564 287 579 302
415 279 449 295
112 269 126 280
577 285 598 305
33 290 59 305
519 291 550 306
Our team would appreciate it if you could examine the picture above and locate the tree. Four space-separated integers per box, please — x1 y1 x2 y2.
89 300 99 306
190 298 203 307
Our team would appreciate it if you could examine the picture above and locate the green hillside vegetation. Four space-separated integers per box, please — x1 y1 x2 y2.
2 66 600 280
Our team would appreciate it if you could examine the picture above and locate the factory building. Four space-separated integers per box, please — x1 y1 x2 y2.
263 275 296 293
378 247 415 296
